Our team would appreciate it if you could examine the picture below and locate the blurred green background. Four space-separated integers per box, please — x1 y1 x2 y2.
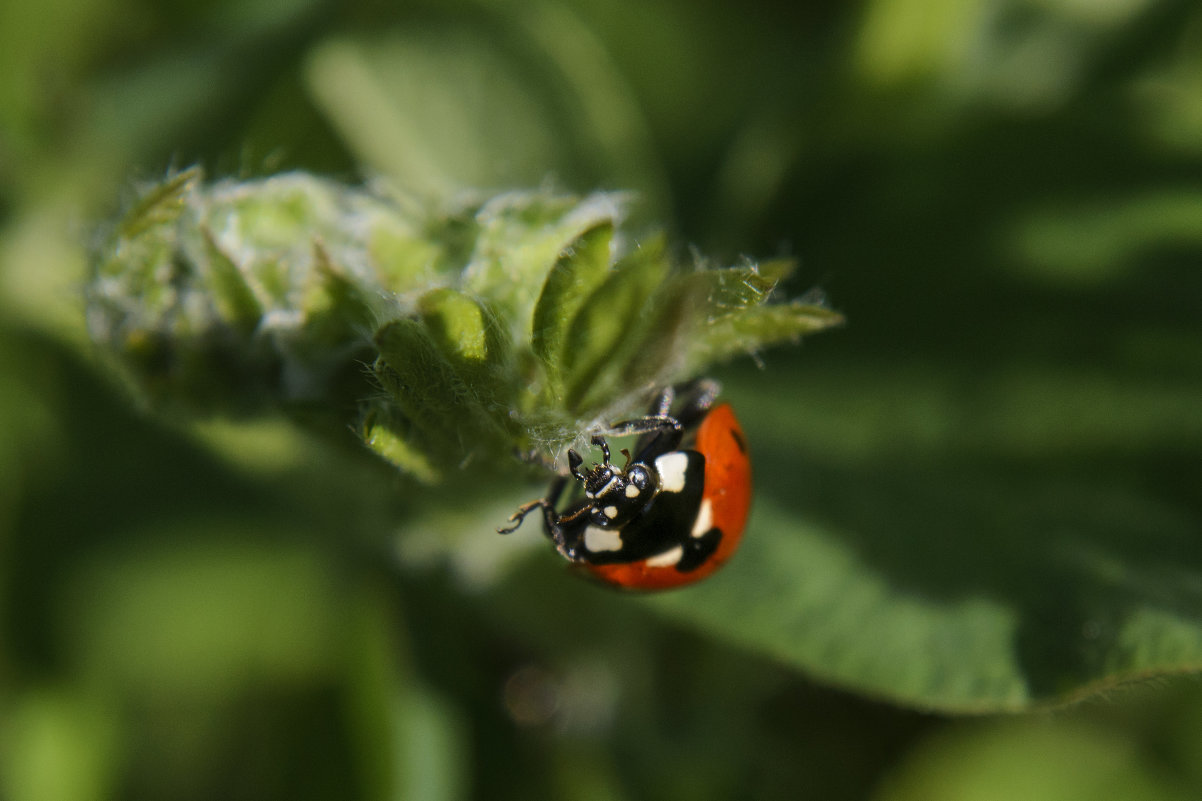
4 0 1202 799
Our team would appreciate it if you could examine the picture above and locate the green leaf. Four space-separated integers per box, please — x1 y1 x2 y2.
560 243 669 412
116 167 200 241
360 405 443 485
650 499 1031 712
201 229 263 335
691 303 846 366
420 289 491 363
373 318 474 432
531 220 615 399
304 243 379 344
685 262 781 310
417 287 515 409
640 365 1202 711
461 191 622 324
367 223 446 294
372 316 507 468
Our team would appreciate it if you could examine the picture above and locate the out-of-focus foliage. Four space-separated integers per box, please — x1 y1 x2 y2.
3 0 1202 799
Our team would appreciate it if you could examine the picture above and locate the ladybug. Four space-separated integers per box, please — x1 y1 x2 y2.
498 382 751 590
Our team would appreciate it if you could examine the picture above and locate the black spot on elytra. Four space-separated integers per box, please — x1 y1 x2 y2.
675 527 722 572
729 427 747 454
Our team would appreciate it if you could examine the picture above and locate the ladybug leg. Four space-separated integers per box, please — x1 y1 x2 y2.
498 475 599 567
631 380 722 454
497 476 569 535
590 435 612 466
644 379 720 420
606 415 684 460
670 379 721 429
605 415 681 438
496 497 552 535
647 385 676 417
627 386 678 454
548 514 595 564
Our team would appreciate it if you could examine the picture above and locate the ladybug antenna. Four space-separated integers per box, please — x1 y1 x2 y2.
590 434 612 466
620 448 632 469
568 449 585 481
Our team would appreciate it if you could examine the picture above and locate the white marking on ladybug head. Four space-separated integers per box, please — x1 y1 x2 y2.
655 452 689 493
625 484 640 498
584 525 623 553
691 499 714 538
645 545 684 568
603 505 619 519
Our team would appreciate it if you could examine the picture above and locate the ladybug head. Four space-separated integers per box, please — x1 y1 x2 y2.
568 436 657 527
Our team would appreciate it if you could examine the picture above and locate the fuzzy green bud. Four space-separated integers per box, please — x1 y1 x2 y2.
88 169 842 483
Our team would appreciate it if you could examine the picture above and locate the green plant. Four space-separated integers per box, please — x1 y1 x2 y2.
87 168 842 484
